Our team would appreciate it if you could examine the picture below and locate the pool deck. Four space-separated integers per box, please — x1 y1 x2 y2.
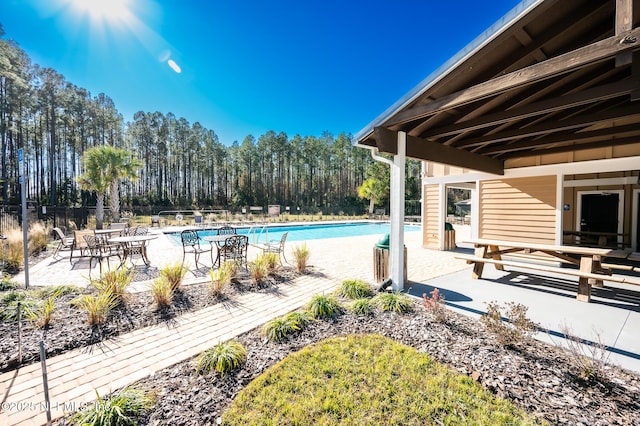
2 223 640 425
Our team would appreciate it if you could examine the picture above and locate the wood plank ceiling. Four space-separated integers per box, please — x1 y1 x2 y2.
355 0 640 175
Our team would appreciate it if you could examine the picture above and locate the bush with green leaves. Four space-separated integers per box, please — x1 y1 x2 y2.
149 277 174 308
92 268 133 305
335 279 374 299
73 388 154 426
195 340 247 376
263 310 313 342
372 292 413 313
1 291 41 322
349 298 374 316
249 255 270 286
480 301 538 347
159 262 187 291
292 243 310 273
72 292 118 325
0 277 18 291
306 294 342 319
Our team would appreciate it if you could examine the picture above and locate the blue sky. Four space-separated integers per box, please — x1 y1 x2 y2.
1 0 521 145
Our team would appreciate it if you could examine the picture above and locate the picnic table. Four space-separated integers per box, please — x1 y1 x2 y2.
457 238 639 302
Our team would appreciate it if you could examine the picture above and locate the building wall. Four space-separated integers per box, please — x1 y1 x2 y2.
479 175 556 244
422 184 440 249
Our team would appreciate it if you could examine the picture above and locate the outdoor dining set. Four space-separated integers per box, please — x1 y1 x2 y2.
53 223 157 276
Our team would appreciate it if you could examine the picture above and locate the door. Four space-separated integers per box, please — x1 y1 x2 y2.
577 191 623 247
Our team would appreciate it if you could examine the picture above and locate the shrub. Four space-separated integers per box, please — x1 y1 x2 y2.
349 298 374 316
34 296 56 328
292 243 310 273
560 324 610 383
72 292 118 325
195 340 247 376
306 294 342 319
262 317 296 342
262 310 313 342
209 261 234 296
73 388 154 426
34 285 80 299
28 221 51 255
159 263 187 292
0 291 40 322
3 228 25 272
372 292 413 313
149 277 174 308
92 268 133 304
262 252 279 273
0 277 18 291
422 288 448 322
335 279 374 299
248 255 269 286
480 301 538 347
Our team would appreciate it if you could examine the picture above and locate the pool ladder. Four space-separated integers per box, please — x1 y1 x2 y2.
247 224 269 245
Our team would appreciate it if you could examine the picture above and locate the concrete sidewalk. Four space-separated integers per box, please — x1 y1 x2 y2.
2 226 639 425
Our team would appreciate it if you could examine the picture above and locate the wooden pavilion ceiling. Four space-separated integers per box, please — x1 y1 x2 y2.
355 0 640 175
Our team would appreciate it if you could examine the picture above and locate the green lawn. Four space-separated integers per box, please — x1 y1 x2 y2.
223 334 544 425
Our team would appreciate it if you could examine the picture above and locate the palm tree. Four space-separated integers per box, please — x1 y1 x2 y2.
358 178 387 214
78 147 110 229
105 147 142 220
78 146 141 228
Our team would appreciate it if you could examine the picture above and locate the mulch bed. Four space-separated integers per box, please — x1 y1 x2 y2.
2 262 640 425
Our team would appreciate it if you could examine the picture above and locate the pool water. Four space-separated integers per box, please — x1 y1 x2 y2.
167 222 420 245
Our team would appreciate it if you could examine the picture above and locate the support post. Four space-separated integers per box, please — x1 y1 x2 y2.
389 132 406 291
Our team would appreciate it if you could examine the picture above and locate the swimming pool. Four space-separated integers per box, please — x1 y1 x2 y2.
167 222 420 245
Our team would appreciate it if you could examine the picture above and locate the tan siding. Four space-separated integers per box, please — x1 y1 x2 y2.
422 184 440 248
479 176 556 244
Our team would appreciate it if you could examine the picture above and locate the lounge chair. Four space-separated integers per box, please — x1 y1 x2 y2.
52 227 74 258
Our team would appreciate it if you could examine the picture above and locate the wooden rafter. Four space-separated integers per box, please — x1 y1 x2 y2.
374 127 504 175
387 27 640 127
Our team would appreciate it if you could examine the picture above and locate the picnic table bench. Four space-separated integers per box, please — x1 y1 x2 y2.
456 238 640 302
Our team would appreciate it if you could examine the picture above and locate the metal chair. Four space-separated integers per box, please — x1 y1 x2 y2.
218 235 249 270
83 234 122 277
259 232 289 264
52 227 74 258
217 225 236 235
180 229 213 268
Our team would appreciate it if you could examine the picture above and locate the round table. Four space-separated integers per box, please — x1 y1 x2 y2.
109 235 158 267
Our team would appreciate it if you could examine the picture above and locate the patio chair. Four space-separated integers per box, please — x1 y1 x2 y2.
258 232 288 264
218 234 249 270
180 229 213 268
217 225 236 235
70 229 94 263
83 234 122 277
194 215 205 226
52 227 74 258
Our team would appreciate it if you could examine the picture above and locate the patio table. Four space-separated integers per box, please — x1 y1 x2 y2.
203 234 234 268
109 235 158 267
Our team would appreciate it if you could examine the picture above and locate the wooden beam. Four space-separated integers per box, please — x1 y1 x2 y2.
420 79 640 139
373 127 398 155
406 134 504 175
451 103 640 149
388 27 640 127
375 127 503 174
616 0 635 66
480 124 640 155
500 135 640 159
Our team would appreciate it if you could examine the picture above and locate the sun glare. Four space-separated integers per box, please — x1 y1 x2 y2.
70 0 132 24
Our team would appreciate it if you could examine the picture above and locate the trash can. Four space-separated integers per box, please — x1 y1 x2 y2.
444 222 456 251
373 234 407 283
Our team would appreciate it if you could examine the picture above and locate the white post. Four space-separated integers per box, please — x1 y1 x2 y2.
389 132 406 291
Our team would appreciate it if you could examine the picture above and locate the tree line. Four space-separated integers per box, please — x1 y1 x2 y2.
0 25 421 216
